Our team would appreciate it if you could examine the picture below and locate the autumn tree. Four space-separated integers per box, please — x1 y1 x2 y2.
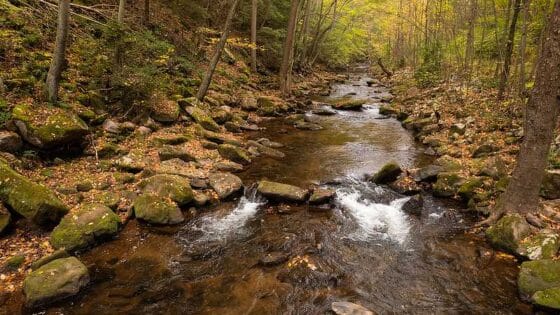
279 0 300 96
489 0 560 223
497 0 522 99
251 0 258 72
197 0 241 101
45 0 70 103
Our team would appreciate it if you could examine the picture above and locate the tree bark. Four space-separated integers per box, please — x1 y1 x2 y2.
143 0 150 25
495 0 560 219
46 0 70 103
518 0 531 95
497 0 522 100
251 0 258 72
196 0 241 101
118 0 125 24
279 0 300 96
465 0 477 79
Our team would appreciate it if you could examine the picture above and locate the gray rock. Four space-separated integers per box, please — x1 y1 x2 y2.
472 143 499 158
158 145 196 162
23 257 89 307
370 162 402 184
102 119 121 134
309 188 335 204
402 195 423 215
156 158 206 179
257 181 308 203
486 213 532 254
215 161 244 173
247 140 285 158
331 301 374 315
294 120 323 131
208 172 243 200
138 174 193 206
218 144 252 165
0 131 22 153
135 126 152 136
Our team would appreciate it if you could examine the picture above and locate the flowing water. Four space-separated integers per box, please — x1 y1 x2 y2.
10 72 532 314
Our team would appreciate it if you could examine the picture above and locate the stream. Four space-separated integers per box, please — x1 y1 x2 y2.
27 72 530 314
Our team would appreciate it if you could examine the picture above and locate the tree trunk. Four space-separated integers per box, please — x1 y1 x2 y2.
518 0 530 95
196 0 241 101
279 0 300 96
465 0 477 79
497 0 522 100
143 0 150 25
298 0 312 69
118 0 125 23
496 1 560 219
377 58 393 77
251 0 258 72
46 0 70 103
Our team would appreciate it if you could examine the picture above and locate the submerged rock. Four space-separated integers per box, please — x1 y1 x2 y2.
331 301 374 315
208 172 243 200
294 120 323 131
247 140 285 158
133 194 184 225
257 181 309 203
218 144 252 165
312 107 336 116
370 162 402 184
0 162 68 225
50 204 120 252
518 259 560 299
12 103 89 149
138 174 193 206
485 213 531 254
23 257 89 307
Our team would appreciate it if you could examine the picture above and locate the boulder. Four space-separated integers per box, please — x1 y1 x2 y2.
0 162 68 225
472 143 499 158
30 249 69 271
12 103 88 149
257 181 308 203
158 145 196 162
518 259 560 299
517 230 560 260
370 162 402 184
402 195 423 215
0 131 22 152
208 172 243 199
151 99 180 123
102 119 121 134
240 95 258 111
218 144 252 165
23 257 89 307
156 158 206 179
50 204 120 252
332 99 366 110
379 105 398 116
485 213 531 254
331 301 374 315
457 177 484 201
185 106 220 132
257 96 285 116
138 174 193 206
247 140 285 158
0 203 10 234
541 170 560 200
309 188 336 205
211 108 233 124
432 172 465 197
113 151 147 173
476 156 507 180
532 287 560 310
414 165 444 182
215 161 244 173
133 194 184 225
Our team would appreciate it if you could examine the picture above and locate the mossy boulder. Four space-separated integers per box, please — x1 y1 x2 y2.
517 230 560 260
309 188 336 205
485 213 531 254
332 99 366 110
0 162 68 225
133 194 184 225
138 174 193 206
379 105 398 116
208 172 243 199
218 144 252 165
457 177 484 201
151 99 180 123
23 257 89 307
158 145 196 162
11 103 88 149
50 204 120 252
472 143 499 158
541 170 560 200
533 287 560 310
257 96 284 116
518 260 560 299
185 106 220 132
370 162 402 184
432 172 465 197
257 181 309 203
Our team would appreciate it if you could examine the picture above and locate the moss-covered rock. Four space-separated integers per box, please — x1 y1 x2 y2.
457 177 484 201
23 257 89 307
11 103 88 149
133 194 184 225
332 99 366 110
432 172 465 197
517 230 560 260
30 249 69 270
485 213 531 254
151 99 180 123
533 287 560 310
185 106 220 132
218 144 252 165
472 143 499 158
0 162 68 225
379 105 398 116
371 162 402 184
138 174 193 206
158 145 196 162
208 172 243 199
50 204 120 252
309 188 336 204
541 170 560 200
257 96 285 116
518 259 560 299
257 181 309 203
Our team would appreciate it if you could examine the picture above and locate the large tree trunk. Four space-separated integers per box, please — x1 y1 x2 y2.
494 0 560 220
518 0 531 95
251 0 258 72
279 0 300 96
497 0 522 100
196 0 241 101
46 0 70 103
143 0 150 25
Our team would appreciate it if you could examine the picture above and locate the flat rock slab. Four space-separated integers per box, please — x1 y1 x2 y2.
23 257 89 307
309 188 336 204
257 181 308 203
208 172 243 199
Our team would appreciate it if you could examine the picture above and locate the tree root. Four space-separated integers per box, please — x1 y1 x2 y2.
474 211 504 228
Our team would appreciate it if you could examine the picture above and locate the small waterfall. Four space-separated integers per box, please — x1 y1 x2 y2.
335 182 411 245
191 187 265 242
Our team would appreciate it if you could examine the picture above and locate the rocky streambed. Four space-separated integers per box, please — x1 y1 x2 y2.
1 71 536 313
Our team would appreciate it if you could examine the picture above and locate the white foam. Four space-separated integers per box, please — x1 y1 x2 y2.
336 189 410 244
193 196 264 242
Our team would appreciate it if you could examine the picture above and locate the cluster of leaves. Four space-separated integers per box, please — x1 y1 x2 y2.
414 41 443 88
